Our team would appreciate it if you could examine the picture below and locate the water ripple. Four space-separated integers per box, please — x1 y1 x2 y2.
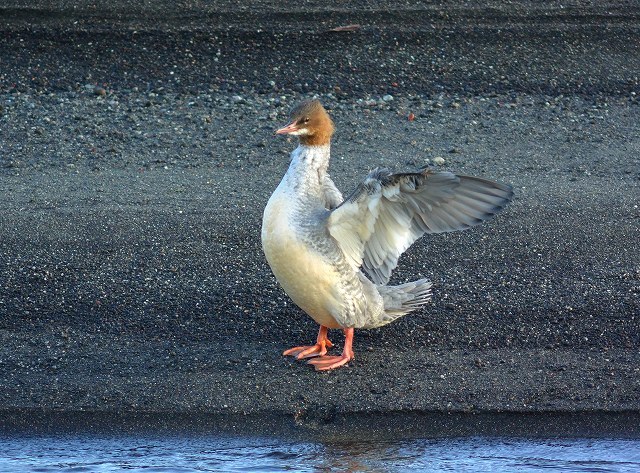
0 435 638 472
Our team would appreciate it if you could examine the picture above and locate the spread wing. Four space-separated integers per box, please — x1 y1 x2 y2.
322 174 344 210
327 168 514 285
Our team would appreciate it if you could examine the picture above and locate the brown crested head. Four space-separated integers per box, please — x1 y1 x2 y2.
275 100 335 146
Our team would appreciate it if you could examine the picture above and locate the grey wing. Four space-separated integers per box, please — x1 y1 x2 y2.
327 168 514 285
322 174 344 210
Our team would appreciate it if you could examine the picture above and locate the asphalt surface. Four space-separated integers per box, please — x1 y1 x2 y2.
0 1 639 436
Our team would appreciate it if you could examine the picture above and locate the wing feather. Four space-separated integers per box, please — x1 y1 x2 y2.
327 168 513 285
322 175 344 210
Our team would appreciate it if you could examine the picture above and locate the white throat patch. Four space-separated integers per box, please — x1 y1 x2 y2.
289 128 310 136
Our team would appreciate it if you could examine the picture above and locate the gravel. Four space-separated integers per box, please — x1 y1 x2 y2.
0 1 639 436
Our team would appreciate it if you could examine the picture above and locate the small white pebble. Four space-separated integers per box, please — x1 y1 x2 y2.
433 156 445 166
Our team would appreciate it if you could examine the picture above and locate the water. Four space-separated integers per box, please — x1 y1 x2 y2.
1 435 639 472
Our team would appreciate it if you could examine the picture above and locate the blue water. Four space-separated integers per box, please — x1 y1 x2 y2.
1 435 639 472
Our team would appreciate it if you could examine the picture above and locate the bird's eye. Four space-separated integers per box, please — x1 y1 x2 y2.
304 117 310 123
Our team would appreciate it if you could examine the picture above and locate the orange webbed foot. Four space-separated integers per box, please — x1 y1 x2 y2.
307 327 355 371
307 354 353 371
283 342 330 359
283 325 333 360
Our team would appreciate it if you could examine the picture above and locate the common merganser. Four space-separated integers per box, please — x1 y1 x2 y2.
261 100 513 371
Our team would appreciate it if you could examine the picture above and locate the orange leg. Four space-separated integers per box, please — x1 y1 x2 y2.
283 325 334 360
307 327 355 371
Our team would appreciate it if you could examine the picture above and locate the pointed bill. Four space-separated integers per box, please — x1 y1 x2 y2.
275 121 299 135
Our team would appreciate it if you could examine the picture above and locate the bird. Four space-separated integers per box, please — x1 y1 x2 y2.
261 99 513 371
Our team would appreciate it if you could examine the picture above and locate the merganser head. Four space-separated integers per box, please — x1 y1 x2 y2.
275 100 335 146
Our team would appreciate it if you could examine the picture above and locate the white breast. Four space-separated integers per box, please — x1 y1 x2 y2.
261 187 343 328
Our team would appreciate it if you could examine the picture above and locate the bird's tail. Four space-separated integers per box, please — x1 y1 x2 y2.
375 278 432 326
